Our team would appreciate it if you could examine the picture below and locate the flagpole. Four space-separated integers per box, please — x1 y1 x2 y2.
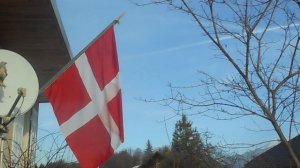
39 13 125 94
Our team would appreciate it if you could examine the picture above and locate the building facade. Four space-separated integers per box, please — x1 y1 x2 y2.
0 105 38 168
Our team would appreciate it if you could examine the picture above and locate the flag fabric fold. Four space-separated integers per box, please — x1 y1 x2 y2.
44 25 124 168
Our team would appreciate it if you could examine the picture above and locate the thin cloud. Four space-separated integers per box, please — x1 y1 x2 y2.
254 23 300 33
136 36 232 57
136 23 299 57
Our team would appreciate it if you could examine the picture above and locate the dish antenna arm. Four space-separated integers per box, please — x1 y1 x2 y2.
0 88 26 134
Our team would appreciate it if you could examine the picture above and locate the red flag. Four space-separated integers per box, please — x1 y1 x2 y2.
44 26 124 168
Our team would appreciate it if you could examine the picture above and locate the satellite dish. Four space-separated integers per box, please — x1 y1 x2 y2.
0 49 39 116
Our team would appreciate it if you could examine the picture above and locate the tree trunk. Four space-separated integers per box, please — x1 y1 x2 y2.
271 119 300 168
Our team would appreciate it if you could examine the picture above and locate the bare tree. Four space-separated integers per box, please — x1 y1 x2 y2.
0 130 71 168
35 130 74 167
136 0 300 167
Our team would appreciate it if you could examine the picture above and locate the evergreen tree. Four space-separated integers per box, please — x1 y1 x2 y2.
171 115 206 168
143 140 154 163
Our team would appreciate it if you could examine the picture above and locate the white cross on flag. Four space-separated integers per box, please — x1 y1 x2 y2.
45 26 124 168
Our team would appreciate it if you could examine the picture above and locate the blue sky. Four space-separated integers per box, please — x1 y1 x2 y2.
38 0 284 158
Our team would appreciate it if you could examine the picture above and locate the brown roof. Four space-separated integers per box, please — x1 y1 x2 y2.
245 135 300 168
0 0 70 102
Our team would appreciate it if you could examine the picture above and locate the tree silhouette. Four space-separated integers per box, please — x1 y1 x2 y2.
143 140 154 164
172 115 209 168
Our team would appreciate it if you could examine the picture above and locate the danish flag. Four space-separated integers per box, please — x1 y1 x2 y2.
45 26 124 168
